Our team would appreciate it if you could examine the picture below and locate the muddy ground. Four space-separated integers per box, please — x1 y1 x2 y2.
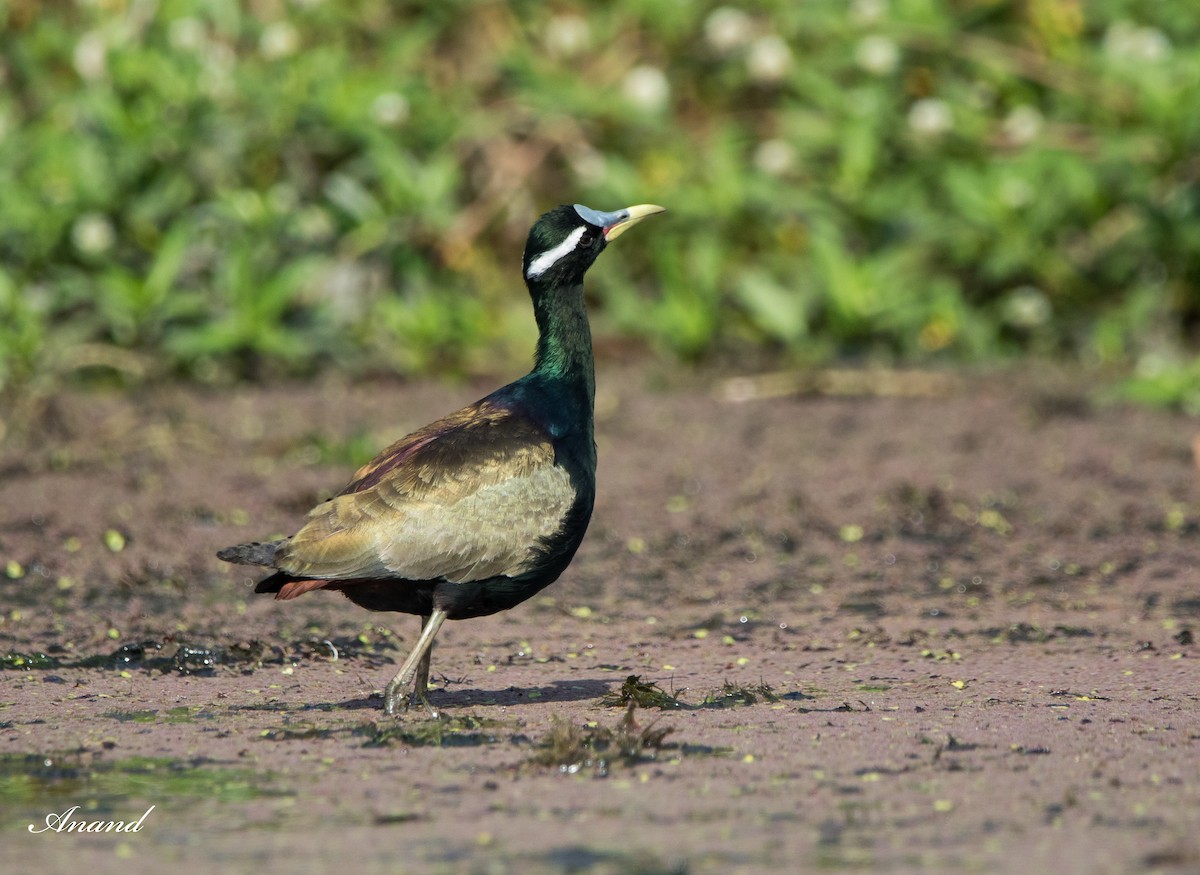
0 365 1197 874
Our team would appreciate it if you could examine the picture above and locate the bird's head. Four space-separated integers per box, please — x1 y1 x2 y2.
522 203 666 288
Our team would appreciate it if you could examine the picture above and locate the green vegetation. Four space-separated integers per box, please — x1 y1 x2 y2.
600 674 689 710
702 680 781 707
1 2 1198 403
0 752 285 822
529 704 674 775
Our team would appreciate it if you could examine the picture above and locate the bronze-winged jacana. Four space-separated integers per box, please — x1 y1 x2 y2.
218 203 665 715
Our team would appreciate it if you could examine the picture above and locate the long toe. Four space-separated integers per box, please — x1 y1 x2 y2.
411 691 439 719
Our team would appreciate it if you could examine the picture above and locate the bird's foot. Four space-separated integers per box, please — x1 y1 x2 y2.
383 678 410 716
382 679 438 719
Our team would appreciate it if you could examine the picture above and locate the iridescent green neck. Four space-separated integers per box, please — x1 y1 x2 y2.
531 281 595 408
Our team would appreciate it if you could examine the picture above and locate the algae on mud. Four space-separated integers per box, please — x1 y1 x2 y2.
0 752 289 829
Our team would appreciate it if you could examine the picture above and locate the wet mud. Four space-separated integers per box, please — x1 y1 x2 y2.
1 366 1197 873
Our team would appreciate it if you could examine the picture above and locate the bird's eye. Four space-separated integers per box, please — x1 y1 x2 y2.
577 231 595 248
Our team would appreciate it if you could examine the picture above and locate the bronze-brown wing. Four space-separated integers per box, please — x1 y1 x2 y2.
271 401 576 584
341 401 515 494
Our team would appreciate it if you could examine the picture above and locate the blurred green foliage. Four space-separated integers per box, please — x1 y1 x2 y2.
1 0 1198 404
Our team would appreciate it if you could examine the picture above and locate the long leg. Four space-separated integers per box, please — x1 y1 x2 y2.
383 609 446 716
412 614 435 717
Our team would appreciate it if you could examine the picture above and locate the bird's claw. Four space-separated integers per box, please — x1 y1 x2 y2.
412 693 439 720
383 680 408 716
382 683 438 719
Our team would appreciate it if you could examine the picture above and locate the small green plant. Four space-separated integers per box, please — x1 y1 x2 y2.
529 704 674 776
600 675 689 710
93 222 196 349
701 680 781 708
166 243 324 377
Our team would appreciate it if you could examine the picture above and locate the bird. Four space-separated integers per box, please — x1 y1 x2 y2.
218 202 665 716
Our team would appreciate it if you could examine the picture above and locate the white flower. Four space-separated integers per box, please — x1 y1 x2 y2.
1103 22 1171 63
1002 287 1051 329
1134 27 1172 61
259 21 300 60
201 43 236 97
371 92 410 127
746 35 792 83
908 98 952 137
73 31 107 81
704 7 754 54
295 206 334 242
753 139 795 176
855 35 899 75
168 17 206 52
544 14 591 58
1002 105 1042 145
72 213 115 256
622 65 670 112
323 261 376 322
850 0 888 26
1135 351 1173 378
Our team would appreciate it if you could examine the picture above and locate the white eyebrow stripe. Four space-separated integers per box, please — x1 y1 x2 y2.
525 226 587 279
